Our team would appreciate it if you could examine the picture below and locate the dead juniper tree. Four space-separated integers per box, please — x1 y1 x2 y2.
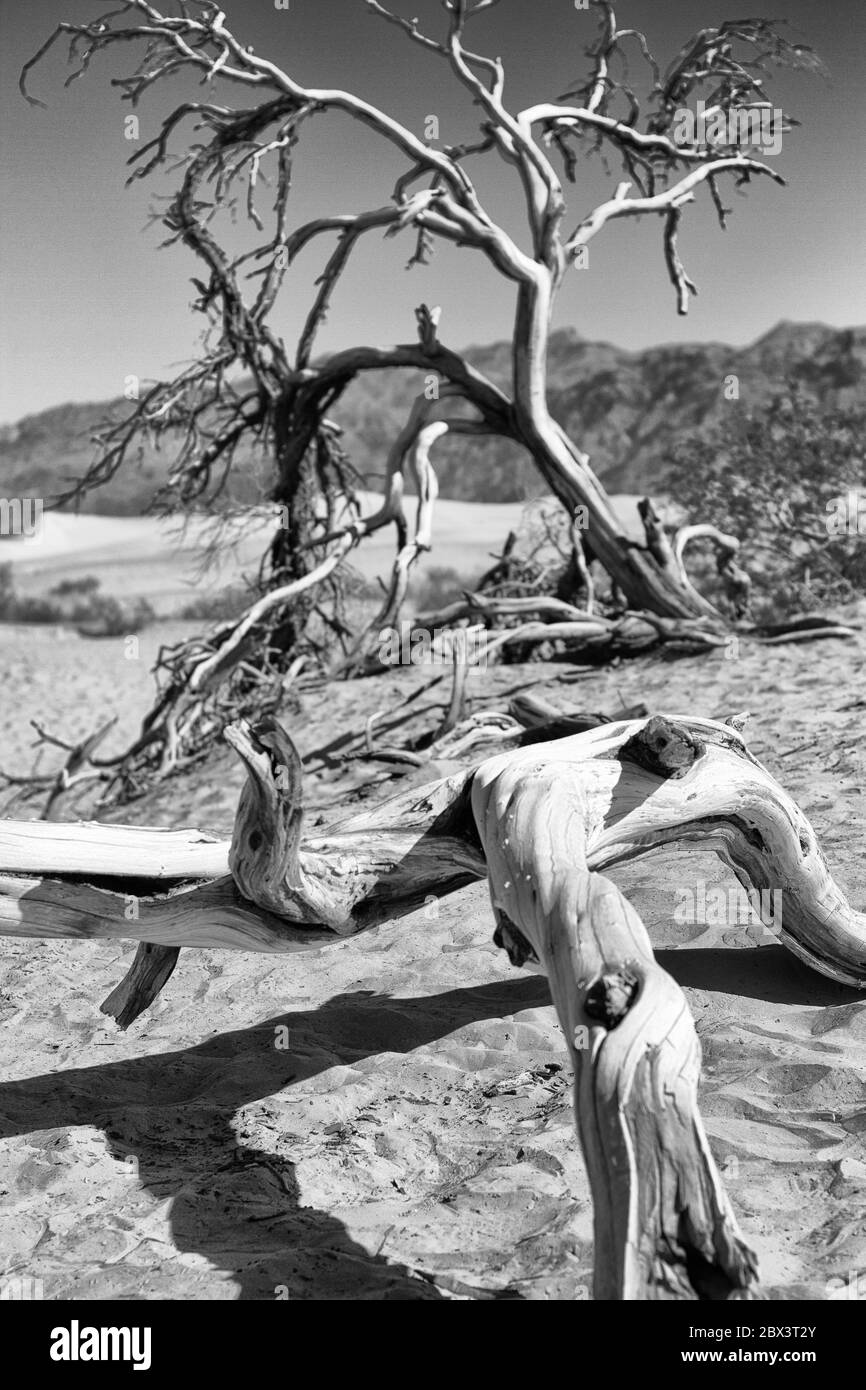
21 0 824 795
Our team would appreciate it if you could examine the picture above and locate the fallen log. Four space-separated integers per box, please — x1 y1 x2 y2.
1 713 863 1299
408 595 858 665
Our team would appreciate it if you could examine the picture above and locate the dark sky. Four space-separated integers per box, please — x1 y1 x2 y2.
1 0 864 421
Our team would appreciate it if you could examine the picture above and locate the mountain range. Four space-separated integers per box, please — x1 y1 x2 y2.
1 321 863 515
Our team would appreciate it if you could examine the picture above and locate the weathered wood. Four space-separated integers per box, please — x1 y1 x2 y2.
0 820 229 879
226 717 484 929
1 714 863 982
434 629 469 740
472 719 760 1298
619 714 705 778
0 872 334 952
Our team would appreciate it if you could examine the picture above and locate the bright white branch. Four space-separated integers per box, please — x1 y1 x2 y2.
566 156 785 257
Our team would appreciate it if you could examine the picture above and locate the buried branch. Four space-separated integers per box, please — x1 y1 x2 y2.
0 713 864 1298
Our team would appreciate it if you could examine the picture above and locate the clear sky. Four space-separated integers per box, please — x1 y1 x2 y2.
1 0 864 422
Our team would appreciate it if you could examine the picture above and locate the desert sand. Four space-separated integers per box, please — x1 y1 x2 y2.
1 498 525 612
0 583 864 1300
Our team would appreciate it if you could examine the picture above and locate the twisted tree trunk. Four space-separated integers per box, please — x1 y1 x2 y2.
511 278 719 621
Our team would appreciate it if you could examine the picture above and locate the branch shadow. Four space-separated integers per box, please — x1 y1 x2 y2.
657 942 863 1007
0 977 549 1300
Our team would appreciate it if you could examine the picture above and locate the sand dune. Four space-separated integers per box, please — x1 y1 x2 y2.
0 495 652 613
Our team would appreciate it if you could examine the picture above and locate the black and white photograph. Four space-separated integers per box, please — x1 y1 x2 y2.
0 0 864 1338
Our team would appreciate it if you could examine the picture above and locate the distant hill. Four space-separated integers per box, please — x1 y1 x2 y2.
1 321 863 515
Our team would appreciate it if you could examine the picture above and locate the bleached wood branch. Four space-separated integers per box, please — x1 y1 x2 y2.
337 392 497 671
673 523 752 616
664 204 698 315
0 821 228 881
3 715 862 984
673 523 741 578
366 0 563 264
521 101 749 165
565 156 785 258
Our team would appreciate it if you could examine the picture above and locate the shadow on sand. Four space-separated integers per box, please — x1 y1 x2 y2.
0 977 551 1300
0 944 853 1299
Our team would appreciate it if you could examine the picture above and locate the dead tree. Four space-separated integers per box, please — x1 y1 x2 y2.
21 1 823 790
1 712 863 1298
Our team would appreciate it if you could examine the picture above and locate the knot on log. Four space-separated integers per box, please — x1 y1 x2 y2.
225 716 309 919
492 910 538 968
584 966 640 1029
725 711 750 733
619 715 705 779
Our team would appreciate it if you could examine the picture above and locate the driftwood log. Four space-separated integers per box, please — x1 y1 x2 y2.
1 713 863 1299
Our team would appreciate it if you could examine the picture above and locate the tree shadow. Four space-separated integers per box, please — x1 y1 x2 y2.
0 978 549 1300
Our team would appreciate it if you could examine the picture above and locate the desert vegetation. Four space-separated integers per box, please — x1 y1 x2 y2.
667 392 866 617
0 566 156 635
